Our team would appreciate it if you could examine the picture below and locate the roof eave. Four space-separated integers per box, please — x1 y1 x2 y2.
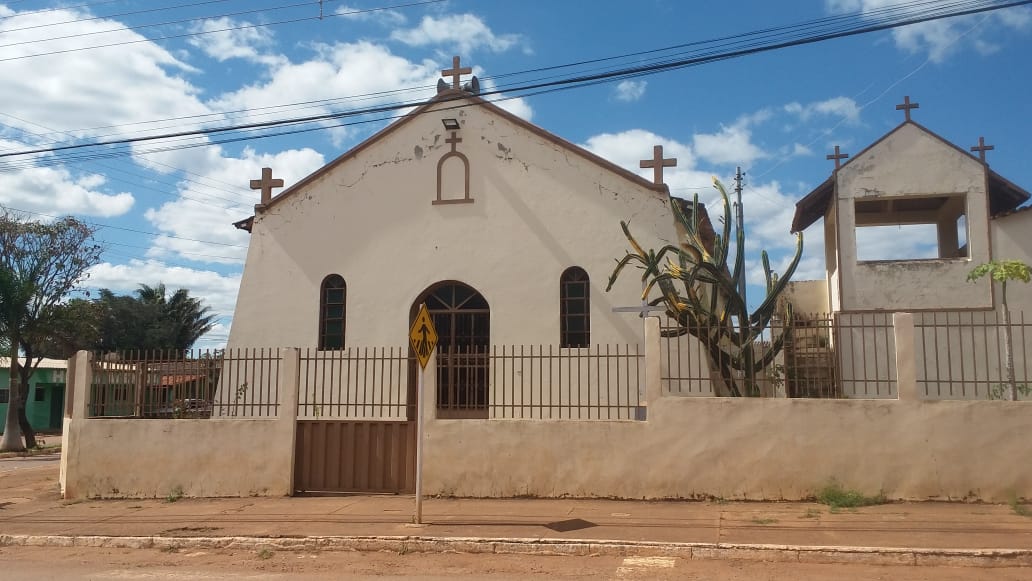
791 176 835 233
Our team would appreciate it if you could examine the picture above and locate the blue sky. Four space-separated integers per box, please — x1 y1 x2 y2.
0 0 1029 348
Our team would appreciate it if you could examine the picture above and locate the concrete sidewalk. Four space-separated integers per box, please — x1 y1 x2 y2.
3 456 1032 567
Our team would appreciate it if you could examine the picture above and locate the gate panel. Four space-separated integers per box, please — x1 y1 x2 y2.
294 420 415 494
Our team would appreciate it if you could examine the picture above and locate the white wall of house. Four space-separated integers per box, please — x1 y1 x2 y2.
228 96 678 350
990 209 1032 314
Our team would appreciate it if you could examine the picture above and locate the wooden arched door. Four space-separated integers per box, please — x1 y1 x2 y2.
411 281 490 419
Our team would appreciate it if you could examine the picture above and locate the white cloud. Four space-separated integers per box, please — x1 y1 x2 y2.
613 80 647 102
336 4 407 26
391 14 523 53
791 143 814 157
826 1 1031 63
998 6 1032 29
211 41 441 129
187 17 281 65
0 139 134 217
0 6 211 145
477 75 533 121
142 146 326 265
784 97 860 124
693 123 766 167
583 129 706 189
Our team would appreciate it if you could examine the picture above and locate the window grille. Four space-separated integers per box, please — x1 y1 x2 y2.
319 275 346 350
560 267 590 348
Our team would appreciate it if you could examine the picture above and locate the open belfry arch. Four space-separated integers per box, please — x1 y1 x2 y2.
229 55 684 494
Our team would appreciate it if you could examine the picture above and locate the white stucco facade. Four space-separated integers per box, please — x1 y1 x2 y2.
228 92 678 350
788 121 1029 315
834 124 991 312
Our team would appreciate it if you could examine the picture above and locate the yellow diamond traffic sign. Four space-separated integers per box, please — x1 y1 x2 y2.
409 304 438 369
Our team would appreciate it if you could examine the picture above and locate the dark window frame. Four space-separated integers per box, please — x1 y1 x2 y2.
560 266 591 348
319 274 347 350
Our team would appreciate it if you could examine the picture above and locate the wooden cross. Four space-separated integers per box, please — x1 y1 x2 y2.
826 145 849 170
441 55 472 90
640 145 677 185
970 136 994 163
446 132 462 151
896 95 919 122
250 167 283 205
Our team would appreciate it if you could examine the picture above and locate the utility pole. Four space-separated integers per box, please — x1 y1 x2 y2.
733 166 747 308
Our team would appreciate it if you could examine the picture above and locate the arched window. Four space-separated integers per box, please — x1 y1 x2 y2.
560 267 590 348
319 275 346 350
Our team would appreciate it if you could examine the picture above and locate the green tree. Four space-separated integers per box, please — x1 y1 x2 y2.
96 283 216 354
967 259 1032 401
0 209 101 451
607 179 803 397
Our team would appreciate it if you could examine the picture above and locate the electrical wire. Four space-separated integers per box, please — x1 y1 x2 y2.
3 0 1027 169
2 0 1010 155
0 0 447 61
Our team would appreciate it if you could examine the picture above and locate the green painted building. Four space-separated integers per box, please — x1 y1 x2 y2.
0 357 68 433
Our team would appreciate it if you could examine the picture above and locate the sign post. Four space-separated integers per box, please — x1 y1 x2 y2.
409 304 438 525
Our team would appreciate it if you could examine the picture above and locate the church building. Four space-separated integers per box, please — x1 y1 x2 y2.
227 57 687 415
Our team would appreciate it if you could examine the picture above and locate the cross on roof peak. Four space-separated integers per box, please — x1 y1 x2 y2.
441 55 472 91
826 145 849 170
249 167 283 205
896 95 919 122
640 145 677 185
971 136 994 164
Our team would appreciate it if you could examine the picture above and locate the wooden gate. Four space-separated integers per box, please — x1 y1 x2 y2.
294 420 415 493
292 348 415 494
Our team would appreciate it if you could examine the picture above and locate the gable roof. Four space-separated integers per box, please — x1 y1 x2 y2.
791 121 1030 233
233 90 669 231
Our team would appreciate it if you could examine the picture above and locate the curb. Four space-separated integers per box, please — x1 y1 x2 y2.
2 534 1031 568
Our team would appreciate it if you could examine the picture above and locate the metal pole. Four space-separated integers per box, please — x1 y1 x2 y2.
414 367 424 524
734 166 747 308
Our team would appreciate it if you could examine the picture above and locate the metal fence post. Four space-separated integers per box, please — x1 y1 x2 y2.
893 313 918 401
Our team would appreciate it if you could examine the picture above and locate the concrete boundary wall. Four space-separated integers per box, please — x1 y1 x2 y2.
423 397 1032 502
61 350 299 499
423 317 1032 502
60 320 1032 502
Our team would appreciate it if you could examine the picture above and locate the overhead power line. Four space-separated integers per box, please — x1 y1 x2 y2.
1 0 1028 169
0 0 447 61
1 205 248 248
0 0 316 48
0 0 234 35
1 0 1001 154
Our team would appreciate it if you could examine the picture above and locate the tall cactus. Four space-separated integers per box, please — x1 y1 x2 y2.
607 178 803 396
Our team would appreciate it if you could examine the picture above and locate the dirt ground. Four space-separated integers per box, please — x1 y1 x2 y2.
1 545 1029 580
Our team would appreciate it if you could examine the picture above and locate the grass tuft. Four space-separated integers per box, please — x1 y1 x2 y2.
816 481 886 509
1009 494 1032 517
165 486 184 503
